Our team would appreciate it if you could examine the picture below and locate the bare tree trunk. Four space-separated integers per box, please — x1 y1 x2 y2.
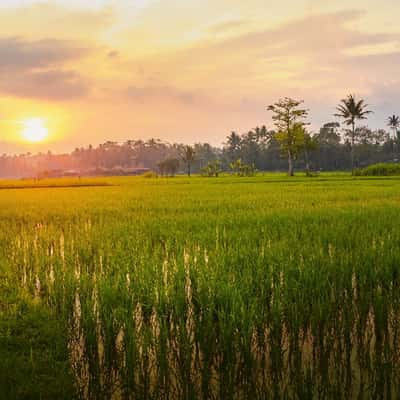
305 149 310 176
288 151 294 176
187 162 191 177
351 122 355 175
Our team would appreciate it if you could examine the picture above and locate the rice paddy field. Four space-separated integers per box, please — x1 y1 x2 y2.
2 174 400 399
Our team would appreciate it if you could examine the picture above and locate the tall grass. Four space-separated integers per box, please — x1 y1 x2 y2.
2 175 400 398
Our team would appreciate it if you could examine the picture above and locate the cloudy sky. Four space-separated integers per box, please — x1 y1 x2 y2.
0 0 399 153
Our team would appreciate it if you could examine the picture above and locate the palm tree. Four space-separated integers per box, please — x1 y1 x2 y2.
334 94 372 174
388 115 400 138
181 145 196 177
225 131 242 162
388 115 400 160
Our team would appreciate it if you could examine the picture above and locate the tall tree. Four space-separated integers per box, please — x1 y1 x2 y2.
388 115 400 138
302 130 319 176
180 145 196 177
268 97 309 176
388 115 400 157
158 158 180 177
334 94 372 174
225 132 242 162
317 122 341 145
194 143 219 169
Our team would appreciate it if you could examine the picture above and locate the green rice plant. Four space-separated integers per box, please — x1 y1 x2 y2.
2 174 400 398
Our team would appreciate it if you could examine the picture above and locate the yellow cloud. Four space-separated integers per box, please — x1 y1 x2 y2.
0 2 400 151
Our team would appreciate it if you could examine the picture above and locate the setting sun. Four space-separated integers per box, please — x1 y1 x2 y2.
21 118 49 143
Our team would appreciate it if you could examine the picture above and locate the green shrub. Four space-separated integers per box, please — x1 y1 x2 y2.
354 163 400 176
142 170 158 178
229 159 257 177
200 160 222 177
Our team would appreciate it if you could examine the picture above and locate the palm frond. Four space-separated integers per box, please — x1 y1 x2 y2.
334 94 372 124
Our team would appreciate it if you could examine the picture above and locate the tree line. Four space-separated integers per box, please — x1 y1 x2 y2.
0 94 399 178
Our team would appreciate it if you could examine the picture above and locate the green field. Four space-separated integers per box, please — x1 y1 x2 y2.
1 174 400 399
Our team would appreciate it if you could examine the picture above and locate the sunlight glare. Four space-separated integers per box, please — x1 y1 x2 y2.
21 118 49 143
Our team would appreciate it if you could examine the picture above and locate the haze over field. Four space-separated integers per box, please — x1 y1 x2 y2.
4 3 400 397
0 0 400 153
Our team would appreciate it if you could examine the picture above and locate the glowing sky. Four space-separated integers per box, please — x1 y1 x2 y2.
0 0 399 153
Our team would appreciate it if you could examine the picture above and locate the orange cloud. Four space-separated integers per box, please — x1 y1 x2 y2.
0 4 400 152
0 37 93 100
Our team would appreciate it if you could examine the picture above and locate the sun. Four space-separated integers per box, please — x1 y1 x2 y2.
21 118 49 143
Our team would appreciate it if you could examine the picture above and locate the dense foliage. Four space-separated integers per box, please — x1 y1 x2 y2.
354 163 400 176
1 123 400 178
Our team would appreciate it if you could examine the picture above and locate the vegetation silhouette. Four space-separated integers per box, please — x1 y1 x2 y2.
268 98 309 176
180 145 196 177
1 96 399 179
334 94 372 174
